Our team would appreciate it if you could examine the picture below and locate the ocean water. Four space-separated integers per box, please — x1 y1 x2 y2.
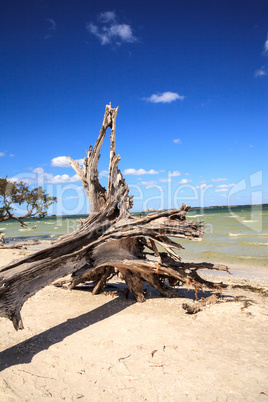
0 204 267 269
180 204 268 269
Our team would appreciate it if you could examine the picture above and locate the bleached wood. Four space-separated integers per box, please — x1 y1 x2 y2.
0 104 230 330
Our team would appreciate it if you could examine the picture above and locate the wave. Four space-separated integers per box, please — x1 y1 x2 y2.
189 214 204 218
242 220 259 223
229 232 268 237
200 250 268 262
0 228 6 231
241 242 268 246
239 255 268 261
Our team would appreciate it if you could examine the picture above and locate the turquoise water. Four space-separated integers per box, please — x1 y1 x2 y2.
0 204 267 269
181 204 268 268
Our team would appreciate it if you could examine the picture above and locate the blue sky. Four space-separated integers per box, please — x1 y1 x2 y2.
1 0 268 214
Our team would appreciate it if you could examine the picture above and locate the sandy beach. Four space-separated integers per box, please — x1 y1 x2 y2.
0 245 268 401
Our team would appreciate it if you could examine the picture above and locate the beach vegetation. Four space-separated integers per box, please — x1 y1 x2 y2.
0 177 57 243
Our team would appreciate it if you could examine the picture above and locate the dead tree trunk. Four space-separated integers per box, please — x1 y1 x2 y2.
0 104 230 330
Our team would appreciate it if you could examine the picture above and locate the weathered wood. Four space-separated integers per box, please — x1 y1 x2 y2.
0 104 230 330
0 242 41 249
0 232 6 245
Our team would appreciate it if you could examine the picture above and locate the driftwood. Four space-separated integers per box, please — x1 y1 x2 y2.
0 242 41 249
0 232 5 245
0 104 230 330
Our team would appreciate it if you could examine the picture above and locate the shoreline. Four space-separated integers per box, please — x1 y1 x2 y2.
1 242 267 286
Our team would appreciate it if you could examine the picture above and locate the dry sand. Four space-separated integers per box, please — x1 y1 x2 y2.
0 246 268 402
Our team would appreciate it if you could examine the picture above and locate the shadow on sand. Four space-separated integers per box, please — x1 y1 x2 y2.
0 295 134 372
0 283 228 372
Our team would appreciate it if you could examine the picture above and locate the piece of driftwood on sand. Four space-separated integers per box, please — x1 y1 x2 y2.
0 104 230 330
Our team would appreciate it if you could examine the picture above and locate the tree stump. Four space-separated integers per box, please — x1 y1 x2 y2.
0 104 229 330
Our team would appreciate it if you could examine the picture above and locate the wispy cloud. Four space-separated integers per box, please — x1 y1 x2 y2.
144 92 185 104
99 170 109 178
50 174 79 184
217 184 235 188
98 11 116 23
255 34 268 77
51 156 83 167
168 171 181 177
255 66 268 77
141 180 158 186
159 178 172 183
45 18 56 40
123 168 158 175
87 11 137 46
32 167 45 174
10 168 81 185
211 178 228 182
173 138 182 144
0 152 15 157
214 184 235 192
63 195 79 200
263 33 268 53
179 178 190 184
196 183 210 189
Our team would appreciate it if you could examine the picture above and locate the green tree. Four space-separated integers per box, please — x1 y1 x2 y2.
0 177 57 243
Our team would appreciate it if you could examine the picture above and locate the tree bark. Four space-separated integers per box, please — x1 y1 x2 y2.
0 103 230 330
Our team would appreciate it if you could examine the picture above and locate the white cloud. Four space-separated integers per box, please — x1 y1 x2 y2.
45 18 56 39
173 138 182 144
179 178 190 184
217 184 235 188
215 188 228 192
255 35 268 77
264 34 268 53
99 170 109 178
159 178 172 183
0 152 5 157
168 171 181 177
63 195 79 200
141 180 158 186
255 66 268 77
87 11 136 46
9 169 81 185
123 168 158 175
51 156 70 167
144 92 185 104
211 178 228 182
9 177 19 183
32 167 45 174
50 174 80 184
98 11 116 23
196 183 209 189
51 156 83 168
